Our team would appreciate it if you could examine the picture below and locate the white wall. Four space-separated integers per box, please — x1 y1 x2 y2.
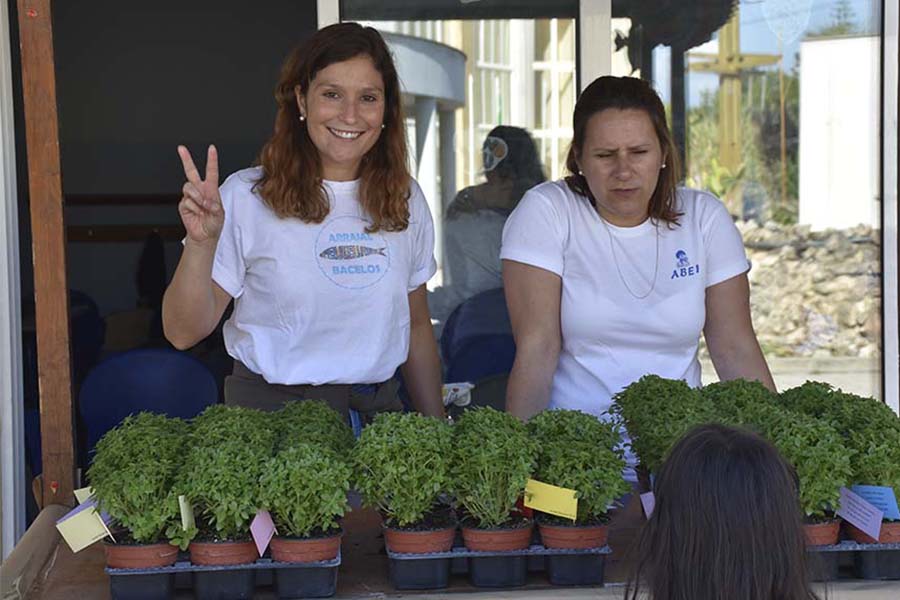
799 35 880 230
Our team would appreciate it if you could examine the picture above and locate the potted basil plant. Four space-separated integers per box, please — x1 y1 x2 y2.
88 412 188 569
527 410 629 550
353 412 455 554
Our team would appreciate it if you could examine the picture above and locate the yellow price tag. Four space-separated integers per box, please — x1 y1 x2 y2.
524 479 578 521
55 501 112 553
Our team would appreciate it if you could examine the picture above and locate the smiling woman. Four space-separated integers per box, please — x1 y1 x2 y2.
161 22 445 421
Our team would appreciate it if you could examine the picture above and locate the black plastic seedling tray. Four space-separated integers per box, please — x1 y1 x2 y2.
105 551 341 599
809 541 900 581
386 544 611 589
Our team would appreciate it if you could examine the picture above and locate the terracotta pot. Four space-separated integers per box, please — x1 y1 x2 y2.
461 520 532 551
804 520 840 546
270 532 342 563
845 520 900 544
384 525 455 554
104 541 178 569
539 522 608 550
189 539 258 566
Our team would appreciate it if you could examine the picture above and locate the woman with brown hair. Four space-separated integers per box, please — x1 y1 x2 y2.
501 76 773 473
162 23 444 419
626 424 819 600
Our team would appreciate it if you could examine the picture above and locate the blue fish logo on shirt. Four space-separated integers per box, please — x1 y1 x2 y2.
319 245 388 260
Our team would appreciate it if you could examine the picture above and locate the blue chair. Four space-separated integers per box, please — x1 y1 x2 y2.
440 288 516 383
78 348 218 463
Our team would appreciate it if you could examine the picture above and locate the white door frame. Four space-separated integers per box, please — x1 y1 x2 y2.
883 0 899 414
0 0 26 560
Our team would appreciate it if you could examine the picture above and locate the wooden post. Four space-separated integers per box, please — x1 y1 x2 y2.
16 0 75 507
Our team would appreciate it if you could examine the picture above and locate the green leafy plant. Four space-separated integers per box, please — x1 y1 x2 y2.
451 407 536 529
87 412 188 544
175 405 277 541
764 407 852 520
609 375 715 472
353 412 452 528
702 379 780 426
781 381 900 513
528 410 629 523
259 444 351 537
527 409 623 460
275 400 355 457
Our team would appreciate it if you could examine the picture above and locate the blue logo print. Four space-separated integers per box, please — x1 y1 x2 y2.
315 217 390 289
671 249 700 280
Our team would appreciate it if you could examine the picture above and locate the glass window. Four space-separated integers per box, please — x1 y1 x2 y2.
619 0 884 398
345 12 577 357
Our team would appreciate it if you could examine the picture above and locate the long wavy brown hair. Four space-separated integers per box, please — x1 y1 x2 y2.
565 75 683 225
254 23 410 232
626 424 819 600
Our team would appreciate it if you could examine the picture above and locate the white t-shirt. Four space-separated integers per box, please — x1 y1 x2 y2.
500 180 749 418
212 167 437 385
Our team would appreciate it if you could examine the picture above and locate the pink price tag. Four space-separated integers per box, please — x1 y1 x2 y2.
640 492 655 518
837 486 883 542
250 510 277 557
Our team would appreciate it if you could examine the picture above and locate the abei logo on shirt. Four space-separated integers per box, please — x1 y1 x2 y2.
671 249 700 279
315 216 391 289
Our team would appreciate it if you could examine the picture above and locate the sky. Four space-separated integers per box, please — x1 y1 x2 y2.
650 0 882 107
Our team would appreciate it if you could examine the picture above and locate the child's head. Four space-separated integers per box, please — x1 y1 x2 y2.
627 423 818 600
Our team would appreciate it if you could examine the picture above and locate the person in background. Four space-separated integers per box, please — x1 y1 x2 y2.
428 126 545 328
162 23 444 419
626 424 818 600
501 76 774 470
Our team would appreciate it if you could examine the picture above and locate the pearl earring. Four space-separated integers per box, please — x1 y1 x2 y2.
661 163 667 169
381 123 386 130
299 114 306 122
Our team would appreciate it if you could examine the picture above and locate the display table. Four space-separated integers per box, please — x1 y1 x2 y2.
16 498 900 600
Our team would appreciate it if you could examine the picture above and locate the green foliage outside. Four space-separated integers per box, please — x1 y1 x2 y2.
609 375 715 472
275 400 355 457
528 410 628 522
353 412 453 527
451 407 537 529
687 69 799 224
259 444 351 537
174 405 277 541
87 412 188 543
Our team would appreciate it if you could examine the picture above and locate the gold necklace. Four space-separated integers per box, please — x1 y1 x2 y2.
600 216 659 300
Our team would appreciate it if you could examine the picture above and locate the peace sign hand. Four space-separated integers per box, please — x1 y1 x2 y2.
177 144 224 244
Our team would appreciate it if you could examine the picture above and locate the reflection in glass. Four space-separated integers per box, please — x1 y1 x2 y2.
625 0 884 397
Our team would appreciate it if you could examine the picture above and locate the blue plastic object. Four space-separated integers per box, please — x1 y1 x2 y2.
79 348 218 460
440 288 515 383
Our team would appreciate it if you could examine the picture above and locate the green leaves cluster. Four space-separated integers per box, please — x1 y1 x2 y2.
259 444 351 537
353 412 452 527
275 400 355 457
702 380 852 519
175 405 277 540
88 412 188 543
528 410 628 522
702 379 779 426
451 407 536 529
764 408 852 519
609 375 715 472
781 381 900 509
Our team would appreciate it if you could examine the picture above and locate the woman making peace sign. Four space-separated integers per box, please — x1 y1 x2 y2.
162 23 444 419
